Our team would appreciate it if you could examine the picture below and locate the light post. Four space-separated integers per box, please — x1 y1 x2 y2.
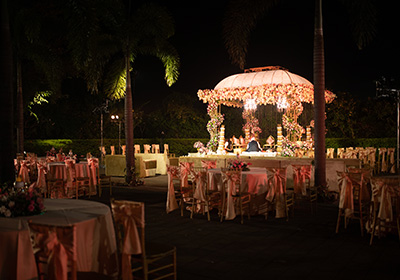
111 114 122 154
93 100 109 165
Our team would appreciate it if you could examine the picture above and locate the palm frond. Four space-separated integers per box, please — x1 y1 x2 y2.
102 56 126 99
223 0 281 69
340 0 377 50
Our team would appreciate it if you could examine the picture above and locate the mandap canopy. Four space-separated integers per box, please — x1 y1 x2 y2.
196 66 336 154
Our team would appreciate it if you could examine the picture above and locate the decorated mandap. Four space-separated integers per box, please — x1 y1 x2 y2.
196 66 336 157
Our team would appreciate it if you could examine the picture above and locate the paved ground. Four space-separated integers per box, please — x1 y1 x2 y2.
87 175 400 280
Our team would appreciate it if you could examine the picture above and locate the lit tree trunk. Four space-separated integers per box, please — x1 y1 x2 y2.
16 59 24 154
0 0 15 183
313 0 326 188
124 54 134 185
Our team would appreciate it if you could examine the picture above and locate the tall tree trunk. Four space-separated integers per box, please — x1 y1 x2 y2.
17 59 24 154
124 54 134 185
0 0 15 183
313 0 326 188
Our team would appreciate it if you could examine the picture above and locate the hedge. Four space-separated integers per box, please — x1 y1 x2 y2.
24 138 397 157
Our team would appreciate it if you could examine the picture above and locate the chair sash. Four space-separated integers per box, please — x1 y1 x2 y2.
201 160 216 169
371 178 400 222
180 162 193 188
64 159 76 183
122 145 126 155
193 170 207 202
266 168 287 218
326 148 334 159
143 145 151 154
87 158 99 186
29 224 76 280
337 148 344 159
366 147 376 167
18 160 30 183
337 172 355 214
134 145 140 154
166 166 179 213
164 144 169 154
292 165 311 196
111 201 145 280
379 148 388 172
387 148 396 173
151 144 160 153
110 146 115 155
36 161 48 191
221 171 241 220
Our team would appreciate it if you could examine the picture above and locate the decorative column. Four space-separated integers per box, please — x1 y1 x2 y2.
277 124 283 153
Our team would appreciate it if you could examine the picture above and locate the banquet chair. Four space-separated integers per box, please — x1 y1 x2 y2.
179 162 195 216
166 165 181 213
220 168 251 224
291 164 317 214
164 144 169 155
336 171 371 237
74 164 90 199
28 221 77 280
143 145 151 154
265 167 294 221
151 144 160 153
134 144 141 154
369 177 400 245
190 167 214 221
111 200 177 280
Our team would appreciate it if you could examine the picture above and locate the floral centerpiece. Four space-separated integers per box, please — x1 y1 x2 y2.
0 184 45 218
193 141 208 154
227 160 251 171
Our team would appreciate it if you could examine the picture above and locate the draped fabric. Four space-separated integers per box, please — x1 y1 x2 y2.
36 160 48 192
221 170 241 220
143 145 151 154
151 144 160 153
193 169 207 202
387 148 396 173
122 145 126 155
180 162 194 188
64 159 76 183
337 148 344 159
166 166 179 213
87 158 99 187
326 148 334 159
366 147 376 168
134 145 140 154
292 165 311 196
337 172 355 216
266 168 287 218
379 148 388 173
19 160 30 183
201 160 216 169
164 144 169 154
110 146 115 155
371 178 400 222
28 223 76 280
111 201 145 280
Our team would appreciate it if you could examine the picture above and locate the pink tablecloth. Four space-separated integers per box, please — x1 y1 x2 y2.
0 199 118 280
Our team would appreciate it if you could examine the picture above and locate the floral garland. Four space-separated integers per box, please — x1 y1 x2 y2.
197 83 336 106
280 136 313 157
206 101 224 152
282 114 305 141
242 110 262 135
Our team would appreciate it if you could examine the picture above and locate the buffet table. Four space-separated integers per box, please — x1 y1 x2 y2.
0 199 118 280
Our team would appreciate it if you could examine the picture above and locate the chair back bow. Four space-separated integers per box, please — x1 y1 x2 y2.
29 223 76 280
201 160 216 169
266 168 287 201
221 170 241 220
166 165 180 213
292 165 311 196
180 162 194 188
19 160 30 183
36 160 48 191
88 158 99 186
111 201 144 280
371 178 400 221
193 169 207 201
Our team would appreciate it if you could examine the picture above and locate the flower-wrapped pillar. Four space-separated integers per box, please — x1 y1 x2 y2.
206 101 224 153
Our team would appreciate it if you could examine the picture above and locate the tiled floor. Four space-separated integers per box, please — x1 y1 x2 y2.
88 175 400 280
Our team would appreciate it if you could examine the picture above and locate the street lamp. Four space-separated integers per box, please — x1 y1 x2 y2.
111 114 122 154
93 100 109 164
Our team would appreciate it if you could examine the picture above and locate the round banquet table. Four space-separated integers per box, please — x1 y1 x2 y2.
0 199 118 280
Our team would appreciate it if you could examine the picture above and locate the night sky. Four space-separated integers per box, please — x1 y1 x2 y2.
133 0 399 110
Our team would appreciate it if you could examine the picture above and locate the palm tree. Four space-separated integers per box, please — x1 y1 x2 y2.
66 0 180 185
223 0 376 188
0 0 15 184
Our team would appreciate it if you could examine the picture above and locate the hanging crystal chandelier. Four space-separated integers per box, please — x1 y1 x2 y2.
244 98 257 111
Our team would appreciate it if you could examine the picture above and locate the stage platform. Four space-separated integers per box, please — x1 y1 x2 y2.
179 153 361 192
